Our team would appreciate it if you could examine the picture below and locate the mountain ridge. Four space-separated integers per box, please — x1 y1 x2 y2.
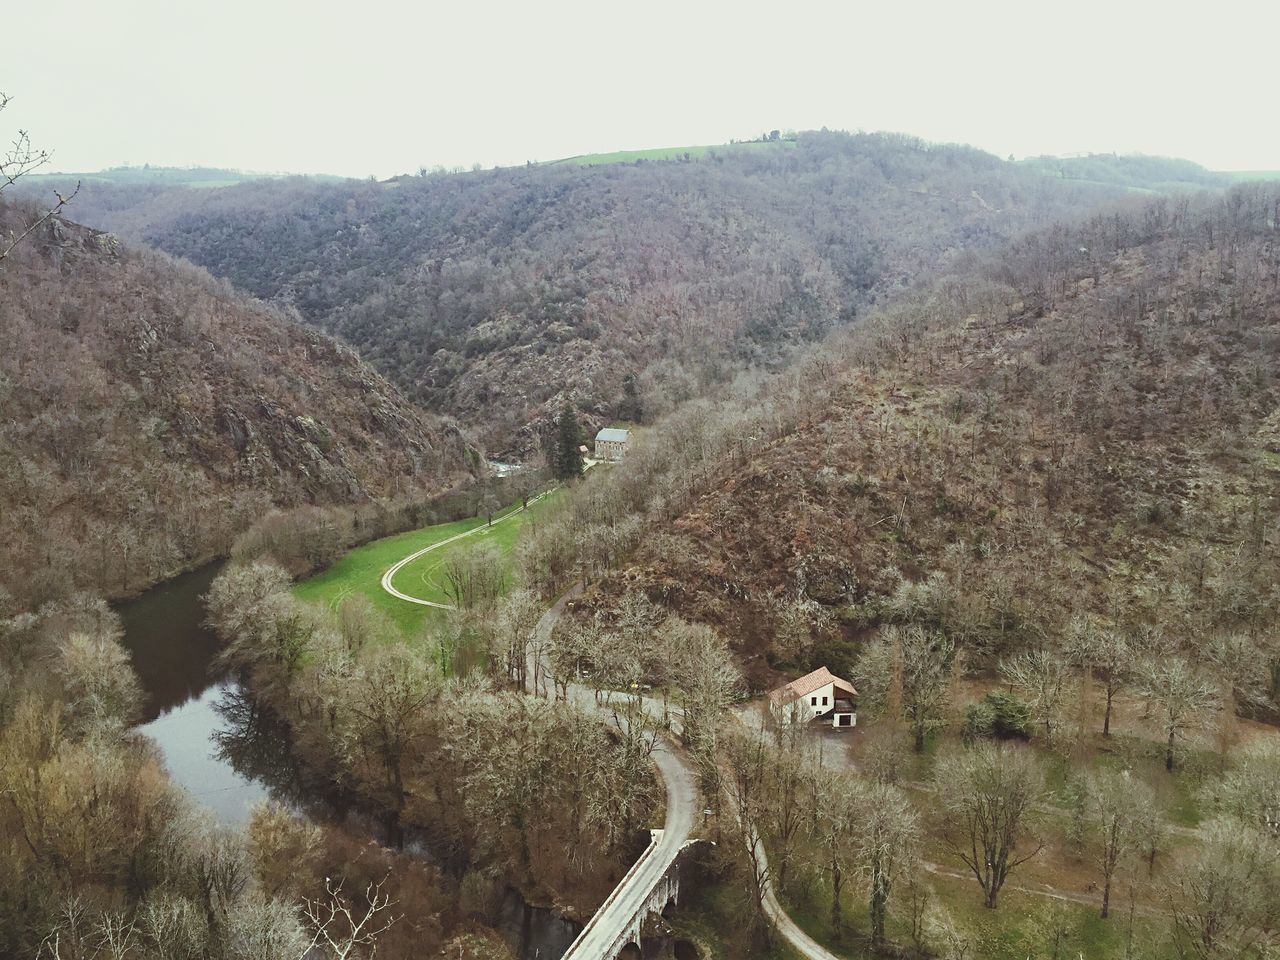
36 130 1167 455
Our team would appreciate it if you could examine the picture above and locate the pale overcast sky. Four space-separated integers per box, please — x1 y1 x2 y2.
7 0 1278 178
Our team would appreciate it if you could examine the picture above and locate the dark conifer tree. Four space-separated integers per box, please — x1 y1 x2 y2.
553 407 584 480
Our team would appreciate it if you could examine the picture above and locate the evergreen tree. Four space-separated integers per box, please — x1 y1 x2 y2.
552 407 584 480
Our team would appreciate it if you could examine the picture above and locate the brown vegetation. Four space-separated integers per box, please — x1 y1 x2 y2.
536 185 1279 709
0 205 473 610
45 132 1136 453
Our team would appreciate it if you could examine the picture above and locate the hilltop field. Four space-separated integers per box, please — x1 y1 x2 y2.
547 137 796 166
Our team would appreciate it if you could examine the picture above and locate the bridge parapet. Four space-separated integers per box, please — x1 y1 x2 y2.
562 834 703 960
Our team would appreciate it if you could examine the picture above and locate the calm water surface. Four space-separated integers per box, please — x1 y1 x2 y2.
116 561 271 824
116 561 589 958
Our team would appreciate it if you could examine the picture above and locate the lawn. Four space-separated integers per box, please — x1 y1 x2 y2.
547 139 795 167
389 491 557 608
779 871 1151 960
292 491 558 640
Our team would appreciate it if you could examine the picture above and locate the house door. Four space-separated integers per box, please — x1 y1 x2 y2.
838 714 852 727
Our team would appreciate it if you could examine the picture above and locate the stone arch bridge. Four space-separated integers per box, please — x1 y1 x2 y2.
560 739 700 960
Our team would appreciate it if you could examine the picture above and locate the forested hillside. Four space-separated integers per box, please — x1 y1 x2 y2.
532 183 1280 694
47 132 1141 453
0 203 474 609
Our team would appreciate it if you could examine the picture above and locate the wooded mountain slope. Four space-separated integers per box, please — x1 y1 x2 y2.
51 132 1138 453
0 205 473 610
547 185 1280 692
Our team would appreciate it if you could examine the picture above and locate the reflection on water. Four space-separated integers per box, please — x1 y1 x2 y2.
117 560 276 826
212 685 307 808
115 561 226 723
137 680 271 824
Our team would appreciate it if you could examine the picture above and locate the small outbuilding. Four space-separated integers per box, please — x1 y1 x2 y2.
594 427 630 461
768 666 858 729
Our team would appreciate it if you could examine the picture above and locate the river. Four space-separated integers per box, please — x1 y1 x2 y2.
116 560 272 825
115 561 590 959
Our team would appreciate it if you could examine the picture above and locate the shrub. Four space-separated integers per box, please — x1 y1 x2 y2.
963 690 1032 742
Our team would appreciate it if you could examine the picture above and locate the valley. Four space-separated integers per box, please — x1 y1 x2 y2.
30 132 1150 455
3 63 1279 960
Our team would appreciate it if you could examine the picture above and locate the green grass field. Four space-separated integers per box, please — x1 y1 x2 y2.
547 139 796 167
292 492 558 639
778 872 1148 960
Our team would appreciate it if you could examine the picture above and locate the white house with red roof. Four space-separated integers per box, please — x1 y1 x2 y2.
768 666 858 728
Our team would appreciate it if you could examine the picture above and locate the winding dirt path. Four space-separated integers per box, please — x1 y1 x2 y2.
379 490 551 609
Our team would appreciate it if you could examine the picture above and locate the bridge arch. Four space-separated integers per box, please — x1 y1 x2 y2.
616 942 642 959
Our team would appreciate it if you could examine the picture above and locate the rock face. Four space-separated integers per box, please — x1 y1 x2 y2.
0 207 474 608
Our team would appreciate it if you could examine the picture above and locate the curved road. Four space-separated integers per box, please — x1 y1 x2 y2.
532 588 700 960
380 490 552 609
751 829 844 960
383 551 825 959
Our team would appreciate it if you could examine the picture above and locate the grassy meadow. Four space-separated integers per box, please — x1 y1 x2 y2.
292 491 558 639
548 139 796 167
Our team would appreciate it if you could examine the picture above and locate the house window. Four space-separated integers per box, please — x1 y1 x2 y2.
822 696 828 706
810 696 817 706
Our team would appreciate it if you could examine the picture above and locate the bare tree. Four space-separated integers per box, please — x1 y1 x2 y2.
334 645 439 833
479 491 501 526
721 725 774 938
51 628 143 735
36 898 138 960
226 896 308 960
547 614 596 701
1136 656 1219 771
854 780 921 951
1000 647 1070 739
1066 616 1131 736
1209 739 1280 837
667 619 742 751
924 902 976 960
1165 819 1280 960
1084 769 1156 918
137 895 207 960
935 742 1043 908
189 825 250 955
762 729 819 893
0 92 79 263
491 587 541 691
441 543 506 612
811 773 861 942
855 624 959 751
301 876 399 960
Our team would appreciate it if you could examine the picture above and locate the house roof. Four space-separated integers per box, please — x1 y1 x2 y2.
768 666 858 705
596 427 630 442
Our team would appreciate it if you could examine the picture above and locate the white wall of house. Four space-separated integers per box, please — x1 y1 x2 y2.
774 682 858 728
775 682 836 724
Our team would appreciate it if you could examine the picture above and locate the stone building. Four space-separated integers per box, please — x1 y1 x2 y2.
594 427 630 461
